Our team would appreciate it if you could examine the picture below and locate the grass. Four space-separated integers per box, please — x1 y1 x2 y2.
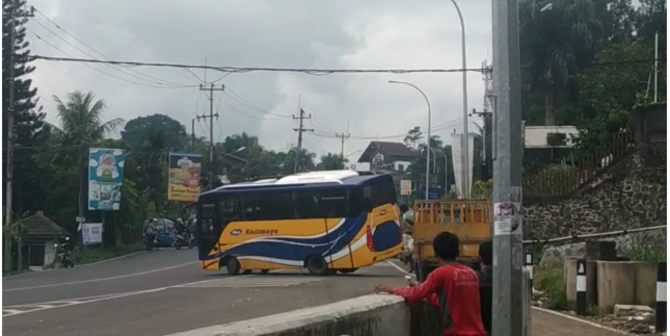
72 243 145 264
534 266 569 310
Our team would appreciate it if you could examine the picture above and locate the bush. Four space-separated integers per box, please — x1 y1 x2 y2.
534 267 569 310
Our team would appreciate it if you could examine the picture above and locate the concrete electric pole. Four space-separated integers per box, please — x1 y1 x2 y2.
491 0 526 334
292 108 313 173
197 83 224 188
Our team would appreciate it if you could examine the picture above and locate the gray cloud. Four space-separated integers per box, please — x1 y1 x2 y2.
28 0 492 158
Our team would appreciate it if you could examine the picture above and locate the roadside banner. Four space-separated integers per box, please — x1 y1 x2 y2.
168 152 203 202
81 222 103 245
400 180 412 196
88 148 125 211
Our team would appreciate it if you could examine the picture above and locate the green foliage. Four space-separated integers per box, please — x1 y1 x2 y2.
534 267 569 310
71 244 144 264
471 180 493 199
629 233 667 262
519 0 667 156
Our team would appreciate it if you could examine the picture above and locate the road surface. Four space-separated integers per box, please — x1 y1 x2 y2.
3 252 625 336
3 249 405 336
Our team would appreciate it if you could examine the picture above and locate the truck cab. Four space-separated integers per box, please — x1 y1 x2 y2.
411 199 492 281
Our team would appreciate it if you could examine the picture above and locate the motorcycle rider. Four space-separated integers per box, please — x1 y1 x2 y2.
144 218 159 249
175 218 186 235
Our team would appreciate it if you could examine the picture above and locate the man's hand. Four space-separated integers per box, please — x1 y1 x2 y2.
373 284 394 294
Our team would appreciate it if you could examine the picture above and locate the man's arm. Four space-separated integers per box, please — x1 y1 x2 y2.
393 272 441 304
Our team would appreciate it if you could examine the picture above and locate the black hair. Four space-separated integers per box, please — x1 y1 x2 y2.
433 231 460 261
479 240 493 266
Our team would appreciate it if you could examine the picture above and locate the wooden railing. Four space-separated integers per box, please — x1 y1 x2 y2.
523 128 637 200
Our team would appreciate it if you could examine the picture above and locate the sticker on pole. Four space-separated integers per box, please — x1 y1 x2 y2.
493 202 522 236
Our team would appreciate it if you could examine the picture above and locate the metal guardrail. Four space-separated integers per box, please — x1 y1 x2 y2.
523 225 666 245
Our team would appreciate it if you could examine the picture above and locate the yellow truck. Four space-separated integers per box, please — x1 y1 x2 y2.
411 199 492 281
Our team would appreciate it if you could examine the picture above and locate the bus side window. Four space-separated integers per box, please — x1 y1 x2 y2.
241 192 294 221
369 178 398 208
348 188 366 215
218 195 241 223
318 190 348 218
295 191 319 219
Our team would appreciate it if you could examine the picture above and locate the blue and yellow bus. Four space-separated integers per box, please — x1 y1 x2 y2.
194 170 403 275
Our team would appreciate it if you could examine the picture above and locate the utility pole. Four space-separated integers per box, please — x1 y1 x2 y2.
335 118 351 160
197 83 224 188
292 108 313 173
190 118 196 151
472 109 493 181
335 132 350 159
492 0 525 335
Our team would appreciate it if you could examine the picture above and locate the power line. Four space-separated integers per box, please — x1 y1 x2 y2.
27 30 193 89
26 54 663 75
224 87 291 118
310 117 469 140
27 55 488 74
32 7 191 87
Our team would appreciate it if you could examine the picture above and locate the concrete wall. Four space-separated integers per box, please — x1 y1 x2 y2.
596 261 659 313
165 295 435 336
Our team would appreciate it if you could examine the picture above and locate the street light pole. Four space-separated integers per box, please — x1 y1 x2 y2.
389 80 432 200
450 0 470 198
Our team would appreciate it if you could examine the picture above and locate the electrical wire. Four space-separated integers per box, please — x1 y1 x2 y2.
309 117 471 140
32 7 192 87
26 54 663 75
28 30 193 89
27 55 488 74
223 86 291 118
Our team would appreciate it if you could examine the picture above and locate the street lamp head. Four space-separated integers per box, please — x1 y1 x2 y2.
233 146 246 154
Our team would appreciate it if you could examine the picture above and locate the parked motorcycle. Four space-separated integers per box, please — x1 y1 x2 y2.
55 237 74 268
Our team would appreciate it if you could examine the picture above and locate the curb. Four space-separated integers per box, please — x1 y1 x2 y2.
531 306 633 335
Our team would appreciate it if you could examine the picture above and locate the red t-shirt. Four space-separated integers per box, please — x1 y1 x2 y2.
394 264 486 336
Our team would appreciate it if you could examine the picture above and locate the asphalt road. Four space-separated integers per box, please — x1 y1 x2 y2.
3 251 623 336
3 249 406 336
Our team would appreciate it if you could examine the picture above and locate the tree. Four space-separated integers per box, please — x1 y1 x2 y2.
403 126 423 149
2 0 47 215
121 114 187 150
317 153 346 170
519 0 602 126
50 91 124 229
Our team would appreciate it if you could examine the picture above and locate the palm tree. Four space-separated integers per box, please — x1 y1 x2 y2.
50 91 125 220
51 91 124 143
519 0 601 125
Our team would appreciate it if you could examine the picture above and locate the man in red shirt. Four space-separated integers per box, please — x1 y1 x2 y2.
374 231 486 336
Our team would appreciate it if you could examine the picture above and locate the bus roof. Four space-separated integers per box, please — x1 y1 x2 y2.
198 170 388 200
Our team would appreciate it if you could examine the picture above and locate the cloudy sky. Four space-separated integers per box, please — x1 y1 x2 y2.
27 0 492 162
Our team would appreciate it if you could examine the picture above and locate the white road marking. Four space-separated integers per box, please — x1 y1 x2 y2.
386 260 415 277
2 276 254 317
1 251 148 279
175 276 326 288
3 261 198 292
2 288 169 317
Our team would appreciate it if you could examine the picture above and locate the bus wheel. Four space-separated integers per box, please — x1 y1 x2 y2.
223 256 241 275
305 255 330 276
338 268 358 274
261 269 270 274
